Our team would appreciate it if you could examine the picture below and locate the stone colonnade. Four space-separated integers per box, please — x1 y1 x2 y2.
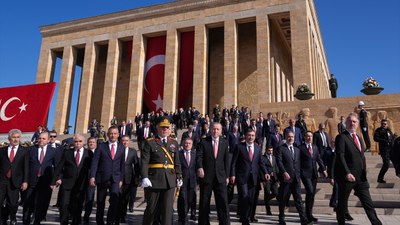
35 0 330 134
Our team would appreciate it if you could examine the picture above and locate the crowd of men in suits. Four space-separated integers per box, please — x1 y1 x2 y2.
1 103 400 225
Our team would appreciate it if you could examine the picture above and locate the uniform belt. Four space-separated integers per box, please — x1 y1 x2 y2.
148 164 174 169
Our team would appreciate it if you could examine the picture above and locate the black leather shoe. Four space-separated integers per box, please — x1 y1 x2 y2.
266 211 272 215
190 215 197 221
310 216 318 222
345 213 354 221
129 207 134 212
279 221 286 225
377 179 386 183
250 217 258 222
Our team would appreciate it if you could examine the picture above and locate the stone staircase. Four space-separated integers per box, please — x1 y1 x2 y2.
56 130 400 216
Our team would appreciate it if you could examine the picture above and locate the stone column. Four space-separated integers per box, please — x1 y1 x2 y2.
275 63 281 102
127 34 145 119
36 43 56 83
163 29 179 112
193 24 208 113
100 39 120 127
75 42 96 133
53 46 76 134
291 1 312 93
223 20 237 107
256 15 271 107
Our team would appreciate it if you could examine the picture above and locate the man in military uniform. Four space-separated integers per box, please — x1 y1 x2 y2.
141 116 182 225
329 74 338 98
358 101 371 151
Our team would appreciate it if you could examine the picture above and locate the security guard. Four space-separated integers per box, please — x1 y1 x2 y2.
141 116 182 225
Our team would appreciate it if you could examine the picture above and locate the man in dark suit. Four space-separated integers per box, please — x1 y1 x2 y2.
83 137 97 224
358 101 371 151
197 122 230 225
51 134 93 225
276 131 311 225
0 129 29 225
337 116 346 134
241 113 251 133
119 121 131 140
263 112 276 145
181 125 200 146
178 138 198 224
300 131 327 222
250 119 263 146
261 145 279 215
89 126 125 225
334 113 382 225
137 120 153 151
228 125 241 153
230 129 269 225
23 131 59 225
373 119 394 183
141 117 182 225
118 135 140 223
329 73 338 98
284 118 303 147
267 124 284 151
313 123 330 164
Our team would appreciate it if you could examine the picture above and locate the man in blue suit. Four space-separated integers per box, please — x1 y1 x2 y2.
89 126 125 225
23 131 59 225
230 129 269 225
284 118 303 147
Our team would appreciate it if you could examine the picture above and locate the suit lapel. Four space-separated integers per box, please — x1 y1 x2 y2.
344 132 362 153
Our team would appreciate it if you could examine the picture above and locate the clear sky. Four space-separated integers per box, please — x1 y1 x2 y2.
1 0 399 132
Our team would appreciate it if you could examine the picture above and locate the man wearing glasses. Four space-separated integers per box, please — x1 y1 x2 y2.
373 119 394 183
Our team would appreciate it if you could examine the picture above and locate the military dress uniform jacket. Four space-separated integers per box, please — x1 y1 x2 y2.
141 137 182 189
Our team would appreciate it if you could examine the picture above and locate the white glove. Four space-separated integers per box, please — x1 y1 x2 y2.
177 179 183 187
141 178 152 188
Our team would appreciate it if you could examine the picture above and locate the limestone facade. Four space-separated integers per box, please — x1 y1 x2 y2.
36 0 331 133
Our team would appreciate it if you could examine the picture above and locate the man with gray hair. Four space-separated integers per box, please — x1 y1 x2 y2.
0 129 29 225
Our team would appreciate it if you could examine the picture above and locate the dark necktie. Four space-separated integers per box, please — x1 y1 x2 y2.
7 146 15 178
289 146 294 159
163 139 167 147
75 150 80 165
38 147 45 176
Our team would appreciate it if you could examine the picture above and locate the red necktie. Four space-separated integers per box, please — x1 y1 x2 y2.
352 133 361 151
186 151 190 166
7 146 15 178
75 150 80 165
214 140 218 159
308 144 313 156
248 146 253 161
38 147 45 176
111 144 115 160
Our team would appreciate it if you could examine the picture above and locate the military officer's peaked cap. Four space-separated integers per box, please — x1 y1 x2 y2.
158 116 171 127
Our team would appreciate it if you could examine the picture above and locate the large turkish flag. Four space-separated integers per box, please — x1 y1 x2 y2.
178 31 194 109
0 82 56 133
143 36 166 113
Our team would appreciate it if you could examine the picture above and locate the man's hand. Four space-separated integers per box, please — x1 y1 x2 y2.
50 185 56 190
119 181 123 188
197 168 204 178
89 178 96 187
226 178 229 186
141 178 152 188
56 179 62 187
264 173 271 181
21 182 28 191
346 173 356 182
330 179 335 186
283 172 290 182
230 176 235 184
322 170 328 178
177 179 183 187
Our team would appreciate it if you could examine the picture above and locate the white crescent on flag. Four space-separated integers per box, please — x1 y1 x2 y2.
144 54 165 93
0 97 21 121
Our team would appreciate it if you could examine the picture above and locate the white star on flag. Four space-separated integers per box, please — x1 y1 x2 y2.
152 94 163 111
19 102 28 113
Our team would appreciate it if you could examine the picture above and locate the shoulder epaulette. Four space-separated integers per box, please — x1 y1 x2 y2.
147 138 155 141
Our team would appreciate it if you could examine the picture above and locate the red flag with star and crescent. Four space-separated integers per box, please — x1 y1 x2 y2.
143 36 166 113
0 82 56 133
